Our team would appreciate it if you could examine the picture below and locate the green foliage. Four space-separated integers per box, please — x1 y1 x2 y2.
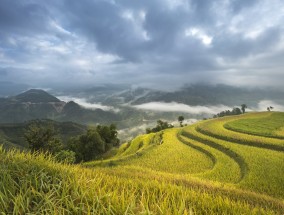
146 120 174 133
55 150 76 164
69 124 120 162
241 104 248 114
24 121 63 153
213 107 242 118
96 124 120 147
0 120 87 149
178 115 185 127
69 129 104 162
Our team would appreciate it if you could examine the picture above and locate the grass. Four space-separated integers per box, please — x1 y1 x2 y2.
179 128 244 184
196 112 284 151
1 111 284 214
224 112 284 139
181 113 284 199
86 129 214 174
0 146 283 214
116 129 214 174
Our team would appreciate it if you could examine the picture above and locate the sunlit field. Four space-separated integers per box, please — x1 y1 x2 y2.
1 112 284 214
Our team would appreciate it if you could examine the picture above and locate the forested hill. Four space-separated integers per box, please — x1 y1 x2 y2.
0 89 119 124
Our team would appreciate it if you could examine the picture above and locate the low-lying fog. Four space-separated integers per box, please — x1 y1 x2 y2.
57 96 120 113
57 95 284 142
58 95 284 116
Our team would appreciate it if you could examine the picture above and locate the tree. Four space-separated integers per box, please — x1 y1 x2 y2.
24 121 62 153
96 124 119 148
145 120 174 134
68 124 120 163
69 128 105 162
146 128 152 134
178 116 185 127
55 150 76 164
214 107 242 118
232 107 242 115
241 104 247 114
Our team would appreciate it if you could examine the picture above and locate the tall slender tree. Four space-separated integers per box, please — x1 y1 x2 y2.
241 104 247 114
178 116 185 127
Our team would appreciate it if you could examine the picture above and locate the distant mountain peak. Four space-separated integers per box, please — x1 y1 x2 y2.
13 89 61 103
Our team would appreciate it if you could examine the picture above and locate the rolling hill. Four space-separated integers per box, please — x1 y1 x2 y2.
0 112 283 214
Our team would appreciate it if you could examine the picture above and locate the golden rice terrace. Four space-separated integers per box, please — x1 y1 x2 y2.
1 112 284 214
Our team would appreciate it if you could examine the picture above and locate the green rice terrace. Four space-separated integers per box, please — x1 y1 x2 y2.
1 112 284 214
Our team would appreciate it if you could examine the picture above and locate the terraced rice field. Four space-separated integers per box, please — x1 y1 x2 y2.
86 129 214 174
182 118 284 198
225 112 284 139
1 112 284 214
196 112 284 151
90 112 284 209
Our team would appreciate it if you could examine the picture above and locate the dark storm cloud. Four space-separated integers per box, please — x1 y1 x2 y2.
0 0 283 90
213 26 283 59
72 1 150 62
0 0 50 35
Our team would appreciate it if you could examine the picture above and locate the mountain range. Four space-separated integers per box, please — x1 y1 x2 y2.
1 84 284 142
60 84 284 108
0 89 119 124
0 84 284 142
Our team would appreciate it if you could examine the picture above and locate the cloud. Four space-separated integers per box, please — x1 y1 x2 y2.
253 100 284 112
0 69 7 76
133 102 231 115
58 96 120 112
0 0 284 90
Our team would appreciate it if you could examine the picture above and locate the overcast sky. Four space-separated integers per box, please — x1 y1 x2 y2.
0 0 284 90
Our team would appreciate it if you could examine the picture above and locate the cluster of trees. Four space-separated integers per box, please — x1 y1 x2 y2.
69 124 119 162
24 122 76 163
213 104 247 118
145 116 186 134
146 120 174 134
24 122 119 163
267 106 274 111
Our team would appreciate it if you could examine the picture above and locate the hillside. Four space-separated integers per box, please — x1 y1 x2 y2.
57 84 284 107
0 89 120 124
0 112 283 214
0 120 87 149
13 89 61 103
